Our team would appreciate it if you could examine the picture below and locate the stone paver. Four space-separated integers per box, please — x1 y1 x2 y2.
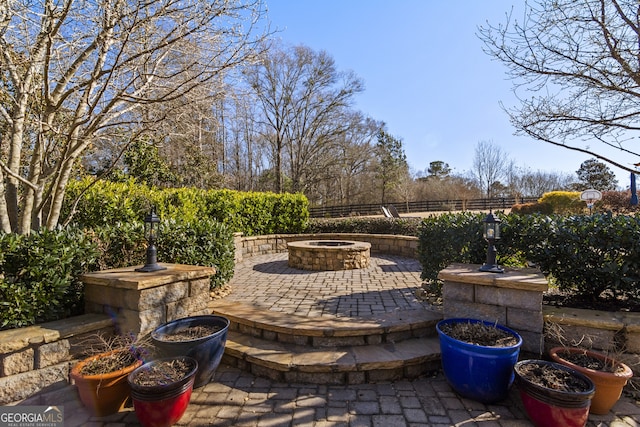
10 253 640 426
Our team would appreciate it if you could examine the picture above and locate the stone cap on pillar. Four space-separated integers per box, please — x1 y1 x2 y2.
437 263 548 292
80 264 217 290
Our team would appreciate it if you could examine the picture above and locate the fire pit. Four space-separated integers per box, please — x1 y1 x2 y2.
287 240 371 271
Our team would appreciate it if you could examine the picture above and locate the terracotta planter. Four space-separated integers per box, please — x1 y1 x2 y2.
128 356 198 427
70 349 143 417
549 346 633 415
514 359 595 427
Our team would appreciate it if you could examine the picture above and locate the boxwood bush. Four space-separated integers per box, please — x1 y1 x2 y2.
503 213 640 301
63 179 309 235
306 217 422 235
90 219 235 290
419 211 640 303
0 228 98 330
417 212 488 290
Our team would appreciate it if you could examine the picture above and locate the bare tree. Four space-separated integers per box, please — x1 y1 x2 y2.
245 43 364 193
224 92 267 191
0 0 267 233
472 140 513 198
515 169 575 197
305 111 381 206
479 0 640 173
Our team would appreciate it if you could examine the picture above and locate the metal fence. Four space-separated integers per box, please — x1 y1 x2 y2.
309 197 538 218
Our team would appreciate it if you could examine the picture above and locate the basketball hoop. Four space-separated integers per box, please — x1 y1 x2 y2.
580 189 602 214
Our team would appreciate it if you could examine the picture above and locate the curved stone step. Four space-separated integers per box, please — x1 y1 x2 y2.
222 331 441 385
210 300 441 347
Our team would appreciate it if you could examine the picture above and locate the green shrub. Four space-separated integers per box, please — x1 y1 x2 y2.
0 228 98 329
417 211 640 303
204 190 308 235
511 202 553 214
502 213 640 301
62 178 152 226
417 212 488 290
90 218 235 289
538 191 583 214
63 180 309 236
157 187 208 224
272 193 309 234
306 217 422 235
89 222 147 270
160 218 235 289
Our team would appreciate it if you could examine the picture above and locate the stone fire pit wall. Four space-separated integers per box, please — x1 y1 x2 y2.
438 263 548 355
287 240 371 271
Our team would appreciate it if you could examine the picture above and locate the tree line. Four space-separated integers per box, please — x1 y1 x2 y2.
0 0 632 234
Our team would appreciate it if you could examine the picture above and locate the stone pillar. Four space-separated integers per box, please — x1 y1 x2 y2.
81 264 216 335
438 263 548 355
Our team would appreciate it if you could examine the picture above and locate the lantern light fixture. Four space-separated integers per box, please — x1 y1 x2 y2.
135 207 167 273
479 210 504 273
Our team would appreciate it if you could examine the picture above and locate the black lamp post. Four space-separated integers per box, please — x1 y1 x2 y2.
479 210 504 273
135 207 167 273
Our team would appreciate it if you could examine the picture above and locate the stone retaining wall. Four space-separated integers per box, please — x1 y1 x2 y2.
82 264 215 335
0 263 216 405
438 263 549 355
0 314 114 404
543 306 640 371
234 233 419 262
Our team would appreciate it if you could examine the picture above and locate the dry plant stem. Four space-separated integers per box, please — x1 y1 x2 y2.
520 363 591 393
130 359 192 387
156 325 222 342
545 321 633 373
76 332 151 376
440 321 518 347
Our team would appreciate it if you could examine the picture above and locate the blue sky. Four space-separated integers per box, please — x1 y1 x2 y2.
263 0 631 188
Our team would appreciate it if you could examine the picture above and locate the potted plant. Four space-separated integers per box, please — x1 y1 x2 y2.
549 346 634 414
436 317 523 403
151 314 229 388
70 334 145 417
128 356 198 427
514 359 595 427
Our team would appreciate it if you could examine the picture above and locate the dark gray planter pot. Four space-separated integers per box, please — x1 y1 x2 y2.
151 315 230 388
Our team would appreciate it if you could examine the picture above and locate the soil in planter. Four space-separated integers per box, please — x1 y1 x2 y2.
155 325 222 342
559 351 624 374
80 351 138 376
519 362 592 393
440 321 518 347
130 359 193 387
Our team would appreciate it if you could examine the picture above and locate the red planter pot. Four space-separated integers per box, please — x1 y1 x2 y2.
127 356 198 427
514 359 595 427
549 346 634 415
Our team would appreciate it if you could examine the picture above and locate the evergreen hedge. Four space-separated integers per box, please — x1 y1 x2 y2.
0 228 98 329
418 212 640 302
63 179 309 235
1 181 308 330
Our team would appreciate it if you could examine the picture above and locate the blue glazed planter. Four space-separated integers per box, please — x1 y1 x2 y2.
436 318 523 403
151 315 230 388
